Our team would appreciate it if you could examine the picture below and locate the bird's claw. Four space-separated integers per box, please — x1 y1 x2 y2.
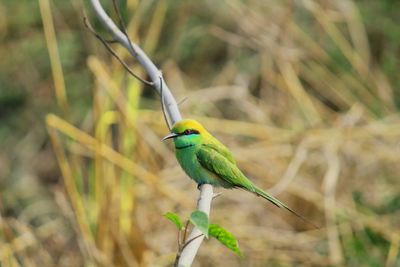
197 183 203 190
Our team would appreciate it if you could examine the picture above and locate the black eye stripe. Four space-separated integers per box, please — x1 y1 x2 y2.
183 129 200 135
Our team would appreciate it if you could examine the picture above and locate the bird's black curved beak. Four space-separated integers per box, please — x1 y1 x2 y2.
162 132 180 141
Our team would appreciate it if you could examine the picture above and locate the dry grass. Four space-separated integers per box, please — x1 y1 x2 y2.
1 0 399 266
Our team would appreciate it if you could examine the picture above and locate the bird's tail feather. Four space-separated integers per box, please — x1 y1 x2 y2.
254 187 319 229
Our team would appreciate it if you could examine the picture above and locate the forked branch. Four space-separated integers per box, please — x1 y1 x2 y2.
87 1 213 266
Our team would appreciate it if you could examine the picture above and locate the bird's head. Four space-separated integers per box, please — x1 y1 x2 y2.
162 119 208 149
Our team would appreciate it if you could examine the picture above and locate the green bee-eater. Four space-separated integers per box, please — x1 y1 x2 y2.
163 119 312 223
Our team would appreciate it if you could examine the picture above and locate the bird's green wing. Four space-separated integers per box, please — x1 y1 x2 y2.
197 144 288 209
196 144 253 189
202 142 236 164
198 143 318 228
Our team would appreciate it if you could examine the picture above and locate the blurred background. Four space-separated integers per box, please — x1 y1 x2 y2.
1 0 400 266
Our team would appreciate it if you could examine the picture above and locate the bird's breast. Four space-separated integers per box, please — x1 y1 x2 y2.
175 147 223 186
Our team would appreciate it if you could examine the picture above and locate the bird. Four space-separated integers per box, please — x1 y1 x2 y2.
162 119 315 226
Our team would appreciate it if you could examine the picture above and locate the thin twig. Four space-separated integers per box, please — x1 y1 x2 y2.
160 76 172 130
174 234 205 267
103 38 119 43
182 220 190 244
111 0 138 58
178 228 183 247
83 17 153 86
213 192 222 199
177 96 188 106
181 234 205 251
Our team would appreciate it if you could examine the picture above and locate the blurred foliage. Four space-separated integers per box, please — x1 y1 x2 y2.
0 0 400 266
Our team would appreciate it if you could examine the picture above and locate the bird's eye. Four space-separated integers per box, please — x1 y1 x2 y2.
183 129 200 135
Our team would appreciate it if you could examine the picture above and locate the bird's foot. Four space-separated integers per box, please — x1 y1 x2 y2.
197 183 204 190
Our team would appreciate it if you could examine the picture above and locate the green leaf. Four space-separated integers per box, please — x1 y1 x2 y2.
163 212 184 230
189 211 209 238
209 224 242 256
